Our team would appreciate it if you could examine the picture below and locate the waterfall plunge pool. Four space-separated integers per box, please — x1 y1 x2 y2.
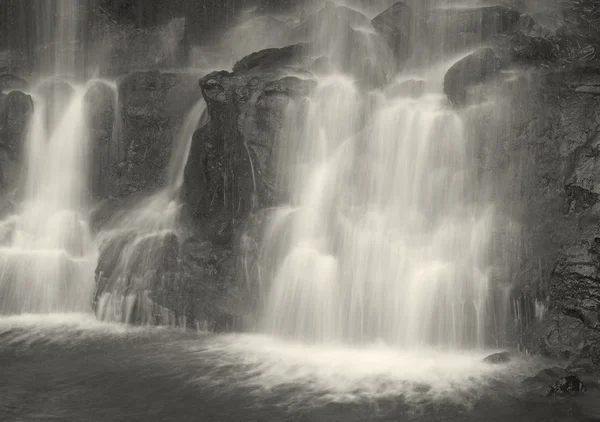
0 314 597 421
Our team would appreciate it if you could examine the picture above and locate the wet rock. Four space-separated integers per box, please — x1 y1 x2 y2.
0 91 29 207
171 237 241 330
311 56 330 74
483 351 511 364
371 1 411 61
84 82 116 199
113 70 200 196
443 48 502 106
565 128 600 211
0 74 27 93
523 367 586 396
184 51 315 225
232 44 308 74
0 90 33 158
264 76 316 97
507 32 556 64
94 230 180 313
567 343 600 386
524 308 599 360
182 48 317 327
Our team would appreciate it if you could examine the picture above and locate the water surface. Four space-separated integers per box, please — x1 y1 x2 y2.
1 314 598 421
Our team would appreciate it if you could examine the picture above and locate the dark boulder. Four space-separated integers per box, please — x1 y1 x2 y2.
523 367 586 396
0 89 32 193
567 344 600 385
184 50 315 227
160 237 241 331
564 126 600 211
232 43 308 74
371 1 411 61
483 351 511 364
0 74 27 93
0 90 33 158
84 82 116 199
112 70 200 197
444 48 502 106
181 47 317 328
507 32 556 64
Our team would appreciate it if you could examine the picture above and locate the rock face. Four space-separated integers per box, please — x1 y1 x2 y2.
522 367 586 396
183 45 315 228
84 82 116 199
92 44 315 330
0 88 32 196
109 70 200 196
0 90 33 158
175 45 315 327
444 48 502 106
469 62 600 368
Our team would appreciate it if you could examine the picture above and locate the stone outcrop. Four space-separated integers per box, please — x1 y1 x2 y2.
0 89 33 158
522 367 586 396
0 88 32 200
90 44 315 330
444 48 502 106
183 45 315 229
107 70 200 197
84 82 116 199
170 45 316 327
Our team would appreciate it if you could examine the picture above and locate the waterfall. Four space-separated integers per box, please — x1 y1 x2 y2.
258 3 495 348
0 87 96 314
95 99 207 324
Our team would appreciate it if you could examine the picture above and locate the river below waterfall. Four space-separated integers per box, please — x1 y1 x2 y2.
0 315 598 422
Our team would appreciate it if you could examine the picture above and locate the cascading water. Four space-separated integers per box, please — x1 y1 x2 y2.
0 86 97 313
258 2 495 348
95 99 207 324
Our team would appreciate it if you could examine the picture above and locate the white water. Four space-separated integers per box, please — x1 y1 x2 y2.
0 86 97 314
190 334 520 407
258 2 495 348
95 99 207 324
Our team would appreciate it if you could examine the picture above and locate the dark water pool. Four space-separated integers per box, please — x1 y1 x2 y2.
0 314 598 422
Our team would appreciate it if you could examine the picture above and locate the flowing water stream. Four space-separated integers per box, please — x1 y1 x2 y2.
0 1 595 421
0 85 97 314
259 72 494 347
